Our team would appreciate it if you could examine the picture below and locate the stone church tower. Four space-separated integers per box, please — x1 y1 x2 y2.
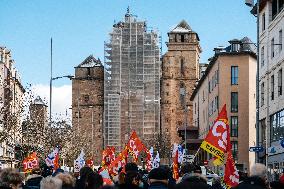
72 55 104 164
161 20 201 145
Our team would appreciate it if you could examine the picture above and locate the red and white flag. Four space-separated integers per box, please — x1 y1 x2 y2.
200 105 229 165
126 131 145 162
23 152 39 173
102 146 116 167
223 150 239 188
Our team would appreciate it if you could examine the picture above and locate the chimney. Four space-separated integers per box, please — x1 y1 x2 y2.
229 39 241 52
213 46 225 55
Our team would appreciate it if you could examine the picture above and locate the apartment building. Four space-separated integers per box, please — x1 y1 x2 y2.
191 38 257 171
0 46 25 168
255 0 284 180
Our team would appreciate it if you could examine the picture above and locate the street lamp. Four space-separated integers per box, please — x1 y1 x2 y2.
49 75 73 125
245 0 260 163
89 105 94 158
184 105 189 155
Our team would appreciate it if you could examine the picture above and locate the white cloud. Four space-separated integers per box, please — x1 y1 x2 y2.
32 84 72 118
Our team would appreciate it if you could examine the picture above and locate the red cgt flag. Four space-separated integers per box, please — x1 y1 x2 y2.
23 152 39 173
126 131 145 162
200 104 229 165
102 146 116 167
173 149 179 180
223 150 239 188
108 148 128 176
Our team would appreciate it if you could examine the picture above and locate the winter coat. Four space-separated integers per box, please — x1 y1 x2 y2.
23 174 43 189
175 174 211 189
232 176 268 189
148 181 168 189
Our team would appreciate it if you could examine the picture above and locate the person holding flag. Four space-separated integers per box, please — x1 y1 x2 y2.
199 104 239 188
45 147 60 171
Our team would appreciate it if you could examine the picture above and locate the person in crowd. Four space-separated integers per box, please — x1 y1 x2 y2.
40 176 62 189
125 163 139 173
0 168 23 189
210 177 223 189
270 180 284 189
140 170 149 189
41 165 53 178
175 166 211 189
238 171 248 183
75 166 94 189
52 168 65 177
176 163 194 183
175 178 210 189
23 167 43 189
115 171 126 189
56 172 76 189
232 163 269 189
85 172 103 189
118 171 141 189
148 167 169 189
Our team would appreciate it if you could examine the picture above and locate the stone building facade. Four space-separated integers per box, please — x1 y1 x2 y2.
22 96 48 148
0 46 25 168
72 55 104 164
161 20 201 146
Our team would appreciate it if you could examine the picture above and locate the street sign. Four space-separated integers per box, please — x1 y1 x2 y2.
249 146 264 152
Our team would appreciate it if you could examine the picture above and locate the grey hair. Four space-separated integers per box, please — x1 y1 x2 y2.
40 176 62 189
250 163 266 178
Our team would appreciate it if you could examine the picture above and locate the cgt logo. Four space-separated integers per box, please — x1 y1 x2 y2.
212 120 228 151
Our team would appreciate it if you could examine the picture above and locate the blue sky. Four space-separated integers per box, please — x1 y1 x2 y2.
0 0 256 86
0 0 256 115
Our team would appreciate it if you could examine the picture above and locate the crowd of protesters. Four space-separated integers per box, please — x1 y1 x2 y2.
0 163 284 189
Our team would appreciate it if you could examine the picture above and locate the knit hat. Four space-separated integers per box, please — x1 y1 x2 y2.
148 168 169 180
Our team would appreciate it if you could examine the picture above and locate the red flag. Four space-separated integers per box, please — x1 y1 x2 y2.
23 152 39 173
223 113 239 188
224 150 239 188
54 151 60 170
126 131 145 162
200 105 229 164
145 149 152 171
86 158 94 167
172 147 179 180
108 148 128 176
102 146 116 167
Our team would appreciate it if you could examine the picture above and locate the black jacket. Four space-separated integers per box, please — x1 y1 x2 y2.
232 176 268 189
23 174 43 189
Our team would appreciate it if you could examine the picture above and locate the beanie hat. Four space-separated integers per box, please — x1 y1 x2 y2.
148 168 169 180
